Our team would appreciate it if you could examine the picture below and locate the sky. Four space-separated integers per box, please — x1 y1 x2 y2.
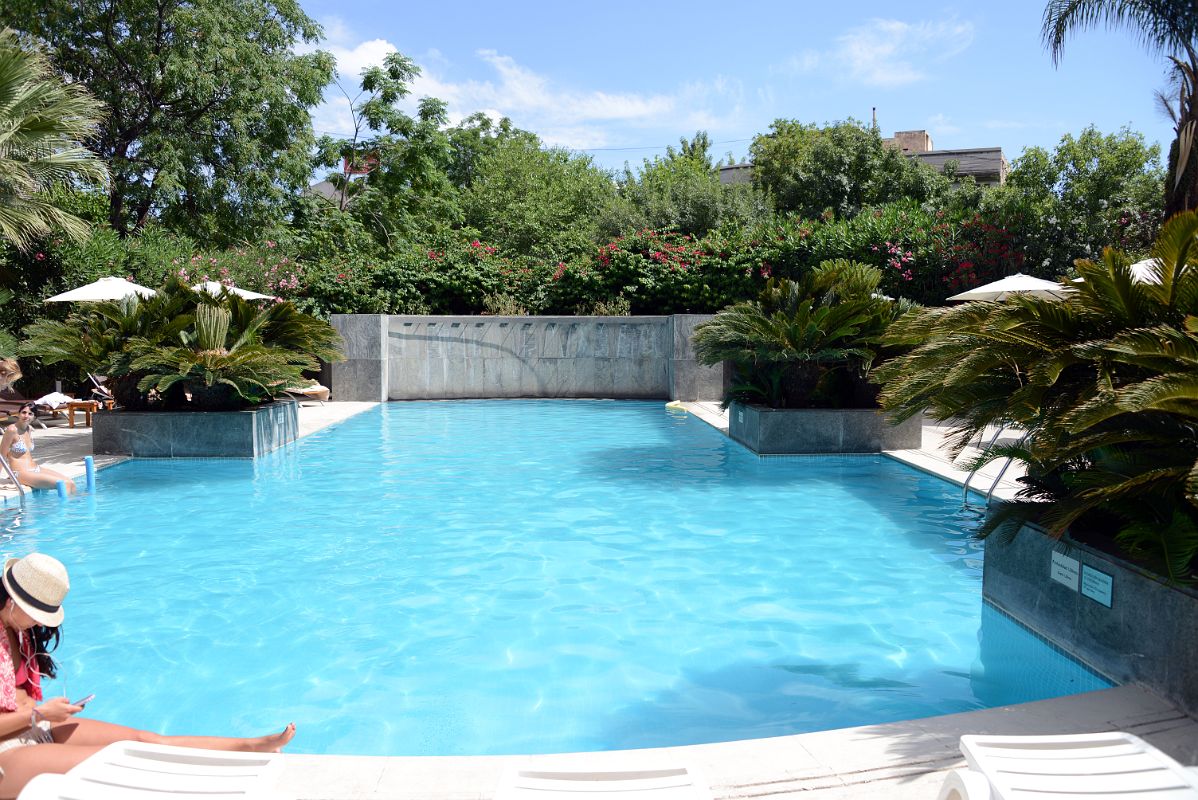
295 0 1179 173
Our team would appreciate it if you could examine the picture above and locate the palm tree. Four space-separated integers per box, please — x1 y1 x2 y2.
0 28 108 250
1042 1 1198 216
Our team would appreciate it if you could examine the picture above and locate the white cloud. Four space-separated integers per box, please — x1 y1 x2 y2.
539 126 612 150
303 30 400 138
927 112 961 135
418 49 675 128
305 22 747 151
833 18 974 87
771 50 820 76
331 38 397 84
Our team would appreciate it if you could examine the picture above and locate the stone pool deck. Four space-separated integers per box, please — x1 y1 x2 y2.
2 400 1194 799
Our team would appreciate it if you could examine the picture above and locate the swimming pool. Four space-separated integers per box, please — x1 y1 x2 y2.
2 401 1109 756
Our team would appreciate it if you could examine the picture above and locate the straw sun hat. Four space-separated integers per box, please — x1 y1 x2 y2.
2 553 69 627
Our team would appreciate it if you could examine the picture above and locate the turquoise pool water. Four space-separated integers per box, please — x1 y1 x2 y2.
1 401 1108 756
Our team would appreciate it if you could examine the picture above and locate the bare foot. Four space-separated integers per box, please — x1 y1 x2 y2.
255 723 296 752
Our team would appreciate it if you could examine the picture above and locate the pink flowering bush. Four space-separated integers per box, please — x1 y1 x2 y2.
371 233 548 315
545 229 763 314
171 243 303 302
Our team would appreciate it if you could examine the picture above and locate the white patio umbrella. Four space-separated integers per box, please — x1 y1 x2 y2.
44 276 156 303
947 273 1071 301
1071 259 1163 287
1127 258 1163 285
192 280 273 300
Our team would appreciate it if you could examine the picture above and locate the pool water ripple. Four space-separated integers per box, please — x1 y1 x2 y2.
1 400 1108 756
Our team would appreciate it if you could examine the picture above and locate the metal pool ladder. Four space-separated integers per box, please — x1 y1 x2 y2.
0 454 24 506
962 424 1027 507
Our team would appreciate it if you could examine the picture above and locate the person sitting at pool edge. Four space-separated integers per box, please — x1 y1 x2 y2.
0 553 296 799
1 403 76 495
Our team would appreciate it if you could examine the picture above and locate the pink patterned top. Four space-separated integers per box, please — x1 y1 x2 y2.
0 630 42 711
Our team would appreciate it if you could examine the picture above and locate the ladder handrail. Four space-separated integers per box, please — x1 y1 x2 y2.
962 425 1005 504
0 454 25 505
984 430 1030 506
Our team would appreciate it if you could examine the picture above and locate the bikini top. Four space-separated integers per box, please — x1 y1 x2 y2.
9 436 32 457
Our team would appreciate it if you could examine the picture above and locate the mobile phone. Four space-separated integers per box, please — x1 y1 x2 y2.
70 694 94 707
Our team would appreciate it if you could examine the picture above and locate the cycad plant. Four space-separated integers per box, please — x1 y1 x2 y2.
21 282 195 408
21 277 343 410
692 260 909 409
875 210 1198 581
131 303 311 410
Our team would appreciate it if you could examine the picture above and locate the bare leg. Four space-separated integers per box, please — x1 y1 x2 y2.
51 717 295 752
13 468 77 494
0 743 104 800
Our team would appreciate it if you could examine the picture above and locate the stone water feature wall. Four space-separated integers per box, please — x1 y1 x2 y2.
329 314 722 401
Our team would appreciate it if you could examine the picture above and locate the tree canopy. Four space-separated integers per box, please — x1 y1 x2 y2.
749 119 949 219
984 125 1163 271
462 138 618 263
1 0 335 243
616 132 769 238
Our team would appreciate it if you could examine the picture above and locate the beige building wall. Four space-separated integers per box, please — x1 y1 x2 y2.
883 130 933 153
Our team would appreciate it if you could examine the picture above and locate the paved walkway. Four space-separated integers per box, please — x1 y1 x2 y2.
2 400 1194 799
278 686 1196 800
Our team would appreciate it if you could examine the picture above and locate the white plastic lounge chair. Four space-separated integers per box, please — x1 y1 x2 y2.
937 731 1198 800
494 766 711 800
17 740 284 799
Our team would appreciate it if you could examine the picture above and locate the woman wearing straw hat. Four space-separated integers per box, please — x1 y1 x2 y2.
1 404 77 495
0 553 295 798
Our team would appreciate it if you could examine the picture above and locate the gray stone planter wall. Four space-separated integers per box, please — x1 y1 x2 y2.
92 400 298 458
329 314 389 402
728 402 923 454
329 314 724 401
983 526 1198 717
670 314 724 401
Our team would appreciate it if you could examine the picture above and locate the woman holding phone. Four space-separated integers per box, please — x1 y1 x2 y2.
0 553 295 798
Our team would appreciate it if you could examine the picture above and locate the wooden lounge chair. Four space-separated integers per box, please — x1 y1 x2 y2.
283 382 330 405
937 731 1198 800
0 389 51 428
494 766 711 800
17 740 285 799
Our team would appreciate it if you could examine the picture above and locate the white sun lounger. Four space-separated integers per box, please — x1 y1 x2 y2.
494 766 711 800
937 731 1198 800
17 740 284 799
